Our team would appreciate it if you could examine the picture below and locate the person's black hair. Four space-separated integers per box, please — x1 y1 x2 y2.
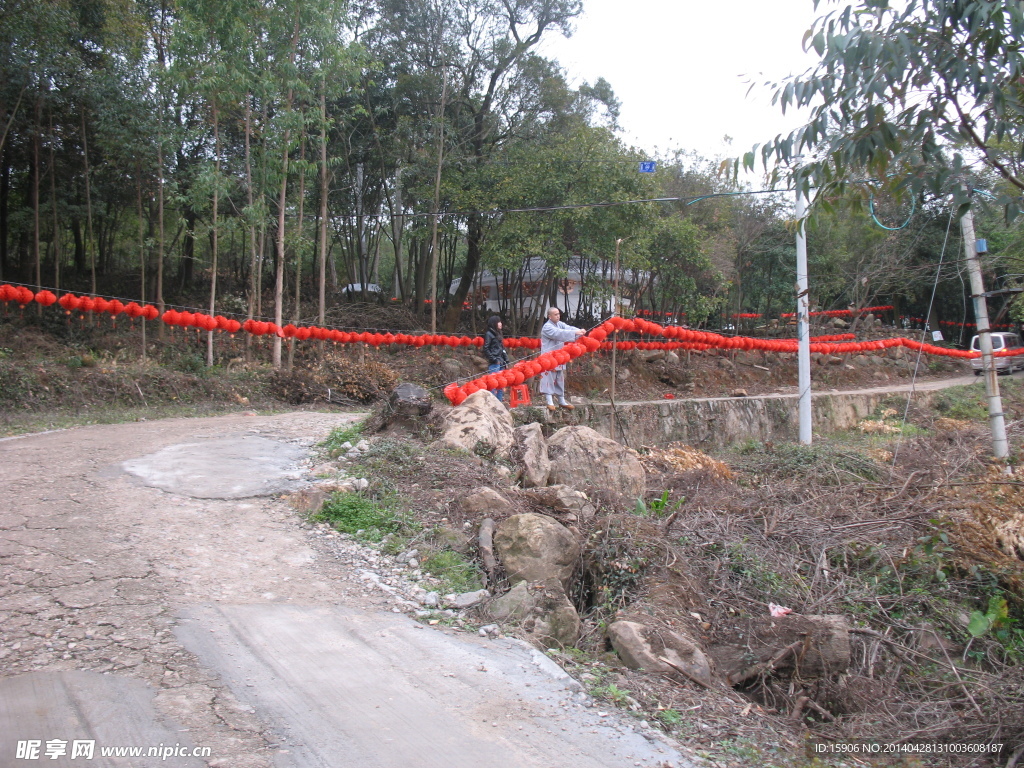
487 315 503 337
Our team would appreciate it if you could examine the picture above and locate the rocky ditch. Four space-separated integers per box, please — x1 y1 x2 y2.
332 388 859 720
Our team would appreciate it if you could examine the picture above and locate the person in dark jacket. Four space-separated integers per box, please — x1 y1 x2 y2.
484 315 510 402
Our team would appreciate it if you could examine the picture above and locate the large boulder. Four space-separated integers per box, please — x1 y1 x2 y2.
607 621 713 687
708 614 851 685
488 578 580 649
493 513 579 590
521 485 596 522
511 423 550 488
546 426 646 501
438 389 514 457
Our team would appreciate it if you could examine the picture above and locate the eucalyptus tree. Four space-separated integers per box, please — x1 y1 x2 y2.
355 0 583 329
742 0 1024 217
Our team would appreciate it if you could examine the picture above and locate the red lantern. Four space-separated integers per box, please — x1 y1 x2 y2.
34 290 57 307
59 293 80 313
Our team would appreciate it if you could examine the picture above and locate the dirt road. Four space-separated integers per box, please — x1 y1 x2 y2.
0 411 690 768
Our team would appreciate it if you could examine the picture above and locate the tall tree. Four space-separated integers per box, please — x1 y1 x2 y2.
740 0 1024 217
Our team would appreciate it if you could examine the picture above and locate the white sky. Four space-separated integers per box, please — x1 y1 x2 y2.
539 0 822 162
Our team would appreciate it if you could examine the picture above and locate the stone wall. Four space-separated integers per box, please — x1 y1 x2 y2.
579 389 935 450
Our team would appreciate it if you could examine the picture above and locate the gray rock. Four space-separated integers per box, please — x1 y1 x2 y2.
637 349 665 363
438 390 514 457
546 426 646 501
488 578 579 649
608 620 713 687
511 423 550 489
452 589 490 609
439 358 463 380
493 513 580 590
478 624 500 638
521 485 596 521
420 592 440 608
460 487 515 519
488 581 533 621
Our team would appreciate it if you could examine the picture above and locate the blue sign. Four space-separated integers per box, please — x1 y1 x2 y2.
639 161 656 173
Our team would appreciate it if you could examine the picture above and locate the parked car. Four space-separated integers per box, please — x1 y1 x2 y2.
340 283 383 300
970 332 1024 374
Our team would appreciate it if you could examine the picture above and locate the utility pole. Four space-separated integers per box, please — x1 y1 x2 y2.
795 185 813 445
609 238 622 441
961 198 1009 461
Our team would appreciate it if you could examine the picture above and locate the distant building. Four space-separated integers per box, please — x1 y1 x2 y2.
449 256 647 320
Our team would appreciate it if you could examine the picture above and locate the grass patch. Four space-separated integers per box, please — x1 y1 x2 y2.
421 550 483 594
318 421 364 458
313 492 409 542
932 382 989 421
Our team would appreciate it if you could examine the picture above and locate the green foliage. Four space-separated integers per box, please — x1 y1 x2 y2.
968 596 1010 639
318 422 364 458
313 493 403 542
655 708 682 727
585 522 657 610
420 551 482 594
740 0 1024 219
933 384 988 421
724 542 787 596
591 683 631 707
634 490 684 519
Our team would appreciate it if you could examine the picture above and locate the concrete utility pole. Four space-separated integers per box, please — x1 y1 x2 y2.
961 201 1009 461
609 238 622 441
795 186 813 445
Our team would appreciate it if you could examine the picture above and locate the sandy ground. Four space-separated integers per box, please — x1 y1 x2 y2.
0 411 691 768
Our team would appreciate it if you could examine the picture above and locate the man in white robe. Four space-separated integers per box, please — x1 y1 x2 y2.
539 307 584 411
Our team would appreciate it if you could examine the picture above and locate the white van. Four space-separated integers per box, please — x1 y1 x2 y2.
970 332 1024 374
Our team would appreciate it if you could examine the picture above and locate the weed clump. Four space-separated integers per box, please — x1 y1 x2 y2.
313 493 406 542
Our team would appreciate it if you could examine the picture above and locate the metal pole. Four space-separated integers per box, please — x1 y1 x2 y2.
795 186 812 445
961 201 1009 460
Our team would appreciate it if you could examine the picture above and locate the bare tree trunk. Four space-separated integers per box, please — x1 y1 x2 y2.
81 111 96 295
49 106 59 291
156 136 165 337
390 166 404 302
318 85 329 349
207 102 220 367
428 68 448 332
245 94 256 362
32 95 40 296
137 167 147 360
287 137 306 371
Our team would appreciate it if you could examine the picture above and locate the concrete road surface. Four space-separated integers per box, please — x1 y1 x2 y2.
0 411 690 768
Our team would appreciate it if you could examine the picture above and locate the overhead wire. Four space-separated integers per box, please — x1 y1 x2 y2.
890 208 957 476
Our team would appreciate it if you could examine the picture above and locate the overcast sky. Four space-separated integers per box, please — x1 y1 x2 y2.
539 0 822 163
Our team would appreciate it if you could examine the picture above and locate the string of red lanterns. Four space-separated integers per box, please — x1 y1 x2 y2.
442 316 1024 405
3 285 1019 405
